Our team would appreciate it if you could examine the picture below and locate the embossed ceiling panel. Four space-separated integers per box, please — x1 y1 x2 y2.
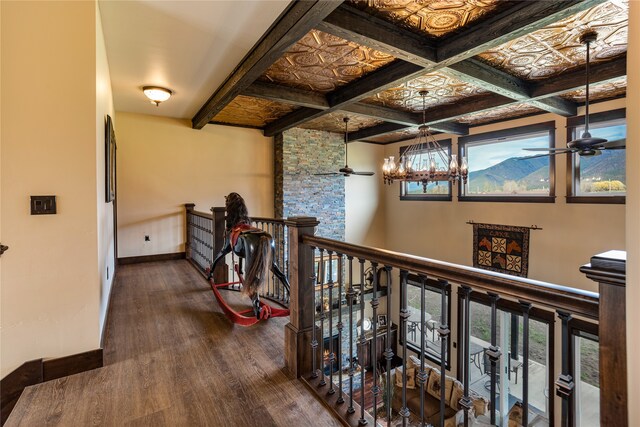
361 71 488 112
213 95 299 128
457 103 543 125
347 0 512 38
478 0 628 81
560 77 627 103
258 29 395 93
363 127 420 144
298 112 385 134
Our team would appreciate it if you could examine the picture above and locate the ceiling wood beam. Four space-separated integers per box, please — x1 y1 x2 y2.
243 81 329 109
349 123 411 141
341 103 420 126
437 0 607 63
530 55 627 99
316 4 436 65
191 0 342 129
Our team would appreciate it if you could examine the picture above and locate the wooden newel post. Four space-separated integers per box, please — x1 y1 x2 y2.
284 216 319 378
580 250 627 427
185 203 195 260
211 207 228 284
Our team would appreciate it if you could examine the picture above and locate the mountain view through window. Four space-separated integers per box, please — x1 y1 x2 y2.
463 132 551 197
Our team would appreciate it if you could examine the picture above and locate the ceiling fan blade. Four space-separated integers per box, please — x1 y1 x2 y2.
523 147 574 152
521 150 576 160
314 172 341 176
351 171 375 176
600 138 626 149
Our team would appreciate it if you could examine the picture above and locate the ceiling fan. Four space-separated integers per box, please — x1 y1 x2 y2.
523 31 626 159
314 117 375 177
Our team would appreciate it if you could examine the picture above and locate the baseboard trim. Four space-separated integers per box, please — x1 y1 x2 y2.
0 349 103 425
117 252 185 265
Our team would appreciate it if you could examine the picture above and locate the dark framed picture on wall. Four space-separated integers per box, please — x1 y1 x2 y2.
105 115 116 203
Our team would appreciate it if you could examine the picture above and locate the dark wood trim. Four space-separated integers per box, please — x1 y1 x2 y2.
191 0 342 129
458 196 556 204
350 122 411 142
208 121 263 130
1 349 103 425
43 349 103 381
459 121 556 144
565 195 625 204
342 102 420 126
1 359 42 426
242 81 329 110
117 252 185 265
566 108 626 128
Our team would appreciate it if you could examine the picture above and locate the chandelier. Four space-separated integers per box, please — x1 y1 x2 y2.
382 91 468 192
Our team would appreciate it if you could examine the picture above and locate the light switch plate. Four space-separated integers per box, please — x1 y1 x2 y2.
31 195 57 215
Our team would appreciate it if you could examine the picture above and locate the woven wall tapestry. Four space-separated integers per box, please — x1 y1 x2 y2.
472 223 530 277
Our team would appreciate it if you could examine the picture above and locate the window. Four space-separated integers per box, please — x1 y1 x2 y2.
401 275 451 367
458 122 555 202
399 139 452 201
567 109 626 204
569 320 599 427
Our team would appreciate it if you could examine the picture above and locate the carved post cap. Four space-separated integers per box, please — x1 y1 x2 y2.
185 203 195 210
285 216 320 228
211 206 226 213
580 250 626 286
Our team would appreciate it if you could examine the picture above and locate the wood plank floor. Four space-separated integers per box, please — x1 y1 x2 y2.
6 260 342 427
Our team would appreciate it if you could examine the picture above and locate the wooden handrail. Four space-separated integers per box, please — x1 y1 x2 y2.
303 235 599 320
189 210 213 220
251 216 286 225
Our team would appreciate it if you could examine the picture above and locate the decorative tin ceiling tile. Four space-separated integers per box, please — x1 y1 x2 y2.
560 76 627 103
213 95 298 128
346 0 511 38
298 112 385 134
478 0 628 81
362 126 420 144
258 29 395 93
457 103 543 125
361 71 488 112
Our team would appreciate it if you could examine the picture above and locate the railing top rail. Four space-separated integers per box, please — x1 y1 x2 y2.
303 235 599 320
251 216 286 225
188 209 214 220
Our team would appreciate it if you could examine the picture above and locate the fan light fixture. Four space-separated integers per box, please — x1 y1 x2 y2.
143 86 173 107
382 90 468 192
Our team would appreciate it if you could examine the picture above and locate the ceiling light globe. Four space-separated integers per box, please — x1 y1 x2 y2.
142 86 172 106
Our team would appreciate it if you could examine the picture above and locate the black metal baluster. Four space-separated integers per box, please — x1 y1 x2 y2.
417 275 428 427
327 251 336 395
346 255 356 414
399 270 410 427
384 266 394 427
555 311 574 427
520 301 532 427
311 246 319 379
439 279 451 427
319 249 327 387
337 253 345 404
487 292 501 425
370 262 379 426
458 285 473 427
358 259 367 425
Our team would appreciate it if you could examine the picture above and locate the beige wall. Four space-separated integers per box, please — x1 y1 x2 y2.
115 112 274 258
383 98 626 292
626 1 639 423
1 1 102 376
96 1 116 340
345 142 386 248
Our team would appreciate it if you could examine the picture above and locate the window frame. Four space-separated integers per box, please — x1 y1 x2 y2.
399 274 452 369
565 108 626 204
458 121 556 203
568 318 599 427
399 139 453 201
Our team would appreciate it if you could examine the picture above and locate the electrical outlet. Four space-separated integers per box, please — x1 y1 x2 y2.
145 235 150 242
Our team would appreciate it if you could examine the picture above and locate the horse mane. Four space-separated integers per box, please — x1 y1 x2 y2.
225 192 251 231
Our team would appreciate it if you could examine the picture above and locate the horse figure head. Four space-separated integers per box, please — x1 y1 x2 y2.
225 192 250 230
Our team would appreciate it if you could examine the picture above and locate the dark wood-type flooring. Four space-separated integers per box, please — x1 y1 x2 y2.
6 260 342 426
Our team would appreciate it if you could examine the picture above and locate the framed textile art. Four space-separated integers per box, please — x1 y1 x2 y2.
472 223 530 277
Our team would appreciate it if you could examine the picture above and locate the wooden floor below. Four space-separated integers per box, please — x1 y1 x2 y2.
6 260 342 426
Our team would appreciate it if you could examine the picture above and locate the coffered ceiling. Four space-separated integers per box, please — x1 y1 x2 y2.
101 1 628 145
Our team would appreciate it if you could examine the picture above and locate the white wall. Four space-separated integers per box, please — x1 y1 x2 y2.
345 142 386 248
626 1 639 423
1 1 102 377
382 99 626 292
115 112 274 258
96 3 116 339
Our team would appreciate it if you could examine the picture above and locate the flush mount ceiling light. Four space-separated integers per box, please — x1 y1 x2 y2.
142 86 172 107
